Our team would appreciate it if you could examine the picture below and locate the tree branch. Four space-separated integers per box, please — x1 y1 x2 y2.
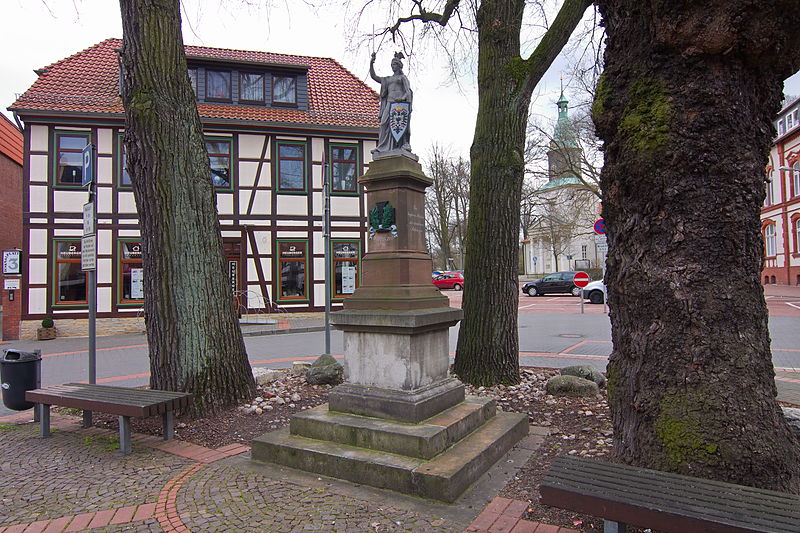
387 0 461 37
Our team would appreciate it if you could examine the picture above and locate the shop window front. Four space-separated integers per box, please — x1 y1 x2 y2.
330 144 359 194
54 131 90 186
277 241 307 301
54 240 86 305
119 241 143 304
332 241 360 299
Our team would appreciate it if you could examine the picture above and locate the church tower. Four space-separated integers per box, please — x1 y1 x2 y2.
546 89 582 184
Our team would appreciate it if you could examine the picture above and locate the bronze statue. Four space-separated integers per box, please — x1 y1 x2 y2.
370 51 413 154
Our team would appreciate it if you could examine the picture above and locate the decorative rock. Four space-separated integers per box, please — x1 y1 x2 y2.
305 354 344 386
252 367 288 385
275 397 286 405
545 375 600 397
291 393 301 402
783 407 800 438
560 365 606 388
292 361 312 374
264 405 273 411
255 407 263 415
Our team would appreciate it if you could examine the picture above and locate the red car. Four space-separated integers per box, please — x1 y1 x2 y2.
432 272 464 291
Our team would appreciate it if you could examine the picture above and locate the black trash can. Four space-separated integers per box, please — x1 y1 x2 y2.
0 349 41 411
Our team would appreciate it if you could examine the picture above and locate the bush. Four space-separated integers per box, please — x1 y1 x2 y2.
41 317 54 329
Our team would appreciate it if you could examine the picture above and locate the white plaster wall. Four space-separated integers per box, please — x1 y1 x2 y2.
311 161 323 189
30 126 48 152
258 164 271 187
313 257 325 280
312 191 322 214
247 258 258 282
98 258 112 284
28 288 46 314
253 231 271 253
276 230 306 238
29 154 47 183
311 138 324 161
98 286 112 313
98 187 112 213
118 192 137 213
331 197 360 217
97 156 113 184
217 194 233 215
119 229 140 237
221 230 240 238
252 190 271 214
54 191 86 213
98 230 112 255
239 134 265 159
313 282 324 305
313 231 324 252
260 258 272 283
238 190 252 214
97 129 112 155
29 186 48 213
29 258 47 285
239 161 259 187
277 195 307 216
29 229 48 255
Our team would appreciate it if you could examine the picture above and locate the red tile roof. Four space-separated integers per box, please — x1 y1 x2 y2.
0 113 23 165
11 38 379 131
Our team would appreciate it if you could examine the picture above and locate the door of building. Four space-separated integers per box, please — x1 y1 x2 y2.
223 239 243 315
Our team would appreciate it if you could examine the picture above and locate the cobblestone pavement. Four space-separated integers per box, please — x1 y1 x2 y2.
0 411 477 533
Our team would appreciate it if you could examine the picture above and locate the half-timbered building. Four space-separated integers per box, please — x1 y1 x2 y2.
9 39 378 334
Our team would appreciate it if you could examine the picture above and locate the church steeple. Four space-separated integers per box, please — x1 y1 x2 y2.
544 81 582 186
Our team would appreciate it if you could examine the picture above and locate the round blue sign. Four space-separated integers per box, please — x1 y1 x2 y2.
593 218 605 235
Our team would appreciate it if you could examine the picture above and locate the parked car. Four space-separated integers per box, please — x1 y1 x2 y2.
581 280 606 304
433 272 465 291
522 271 585 297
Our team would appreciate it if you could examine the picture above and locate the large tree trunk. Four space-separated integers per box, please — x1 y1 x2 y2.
454 0 590 386
453 0 528 385
119 0 255 415
596 0 800 491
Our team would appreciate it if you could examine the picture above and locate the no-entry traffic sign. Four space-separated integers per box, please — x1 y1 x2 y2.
573 271 591 288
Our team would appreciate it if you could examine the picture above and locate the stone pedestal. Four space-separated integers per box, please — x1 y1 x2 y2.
251 154 528 502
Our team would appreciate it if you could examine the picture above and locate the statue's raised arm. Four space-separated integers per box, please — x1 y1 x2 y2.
371 52 414 157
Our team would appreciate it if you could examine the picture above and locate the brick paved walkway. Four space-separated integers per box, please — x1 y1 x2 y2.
0 410 491 532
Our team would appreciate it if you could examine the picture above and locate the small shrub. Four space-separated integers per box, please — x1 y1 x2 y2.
41 317 54 329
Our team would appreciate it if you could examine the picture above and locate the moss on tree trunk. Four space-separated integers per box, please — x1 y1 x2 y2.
596 0 800 491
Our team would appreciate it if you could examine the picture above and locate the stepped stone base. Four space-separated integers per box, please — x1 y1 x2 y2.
251 396 529 502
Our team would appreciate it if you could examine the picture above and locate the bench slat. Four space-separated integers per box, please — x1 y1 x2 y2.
546 463 798 529
550 458 800 518
540 456 800 533
25 384 192 418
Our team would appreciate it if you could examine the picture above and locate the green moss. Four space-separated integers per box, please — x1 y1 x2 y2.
605 366 619 403
655 392 720 468
0 423 14 430
505 57 529 88
82 434 120 452
591 72 610 122
618 77 670 156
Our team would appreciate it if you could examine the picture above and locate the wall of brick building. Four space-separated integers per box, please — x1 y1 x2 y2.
1 151 23 340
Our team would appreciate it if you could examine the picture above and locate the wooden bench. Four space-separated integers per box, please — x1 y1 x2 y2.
26 383 192 455
540 455 800 533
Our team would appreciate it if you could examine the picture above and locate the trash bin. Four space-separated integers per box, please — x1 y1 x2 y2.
0 349 41 410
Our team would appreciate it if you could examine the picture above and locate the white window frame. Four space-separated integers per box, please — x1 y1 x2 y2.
765 224 777 257
794 162 800 198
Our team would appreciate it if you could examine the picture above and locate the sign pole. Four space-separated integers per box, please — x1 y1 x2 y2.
322 156 331 357
81 143 97 428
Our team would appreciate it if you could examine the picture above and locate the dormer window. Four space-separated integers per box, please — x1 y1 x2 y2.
240 72 265 103
273 75 297 105
188 68 198 95
206 70 231 101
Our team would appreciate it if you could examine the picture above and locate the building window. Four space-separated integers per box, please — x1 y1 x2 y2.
277 240 307 301
206 70 231 101
54 131 90 186
764 224 777 257
794 162 800 197
119 240 143 304
276 141 306 193
117 133 131 188
787 113 795 130
205 137 232 188
581 244 588 260
330 144 359 194
778 120 786 136
240 72 265 103
765 175 774 205
795 217 800 254
331 241 360 299
273 75 296 105
188 68 198 95
54 240 86 305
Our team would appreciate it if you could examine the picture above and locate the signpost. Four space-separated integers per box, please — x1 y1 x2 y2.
573 271 590 314
82 144 97 427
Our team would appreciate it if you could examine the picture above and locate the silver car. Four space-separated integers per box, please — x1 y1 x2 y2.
581 280 606 304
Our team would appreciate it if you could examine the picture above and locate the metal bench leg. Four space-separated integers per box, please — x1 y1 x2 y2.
604 520 627 533
119 415 132 455
39 404 51 438
163 410 174 441
83 409 93 428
